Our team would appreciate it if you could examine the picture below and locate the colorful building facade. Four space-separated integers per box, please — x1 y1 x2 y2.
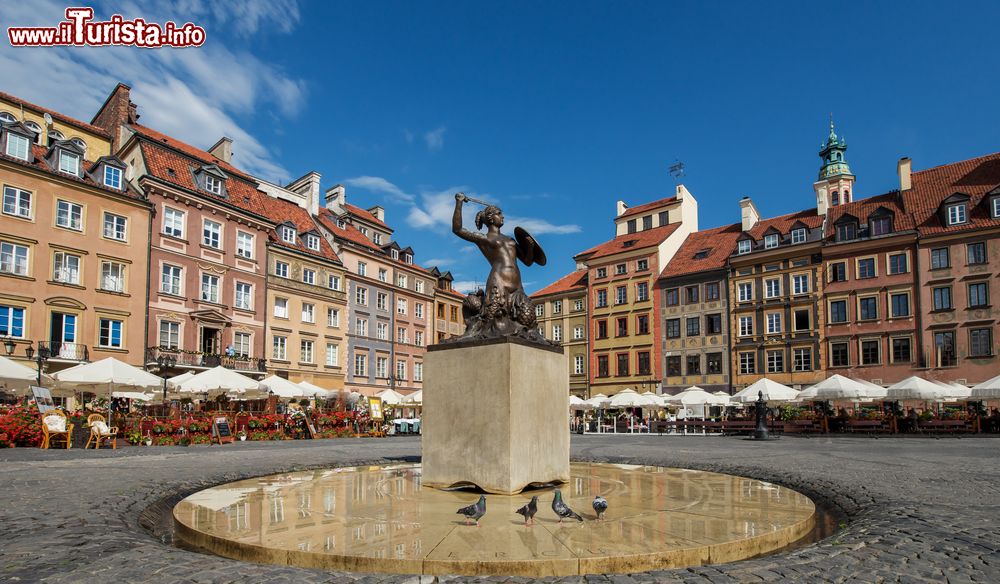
530 269 590 397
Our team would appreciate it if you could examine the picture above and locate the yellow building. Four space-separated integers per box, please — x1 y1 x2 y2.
0 90 113 160
428 268 465 343
530 270 589 397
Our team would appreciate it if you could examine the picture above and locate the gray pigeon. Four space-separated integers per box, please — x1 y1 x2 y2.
592 495 608 521
551 489 583 522
456 494 486 526
515 495 538 525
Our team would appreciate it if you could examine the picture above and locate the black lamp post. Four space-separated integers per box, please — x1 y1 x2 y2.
25 344 49 385
156 354 177 402
2 335 15 356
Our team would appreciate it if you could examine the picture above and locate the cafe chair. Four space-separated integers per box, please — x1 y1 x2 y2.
41 410 73 449
85 413 118 449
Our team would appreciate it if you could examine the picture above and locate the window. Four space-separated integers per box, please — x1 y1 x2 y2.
739 352 756 374
56 200 82 230
415 303 424 319
870 216 892 236
764 233 779 249
666 288 679 306
596 320 608 339
404 254 413 265
766 313 781 334
706 313 722 334
205 175 223 196
553 300 562 314
160 264 181 295
279 226 295 244
0 242 28 276
273 297 289 318
830 342 849 367
203 220 221 248
414 362 423 382
2 186 31 218
103 213 127 241
552 325 562 342
397 298 407 315
306 234 319 251
328 275 341 290
888 253 908 275
573 325 584 340
706 353 722 374
686 316 700 336
355 318 368 337
636 282 649 302
859 297 878 320
103 165 122 189
302 268 316 285
200 274 220 303
534 303 543 317
946 203 967 225
792 274 809 295
738 282 752 302
236 231 254 258
933 286 952 310
396 360 407 381
399 326 410 344
272 336 288 360
615 317 627 337
666 318 680 338
615 263 627 275
934 331 956 366
830 262 847 282
766 350 783 373
685 355 700 375
637 314 649 335
378 268 387 283
161 207 184 238
684 285 699 304
53 251 80 284
158 321 179 350
58 150 80 175
930 248 950 270
637 259 648 271
300 340 314 364
857 258 875 279
836 222 857 241
397 274 408 288
615 286 627 305
231 332 250 358
890 293 910 317
0 305 25 337
967 242 987 265
357 261 367 277
596 267 607 278
94 318 122 348
739 315 753 336
970 328 993 357
861 340 880 365
574 355 585 375
274 261 289 278
616 354 629 376
892 337 911 363
737 239 751 254
574 299 584 311
666 355 681 376
627 219 636 234
376 322 388 340
415 280 425 293
705 282 720 301
794 309 810 331
596 289 608 308
993 197 1000 218
355 287 367 306
91 262 124 295
764 278 780 299
301 302 315 323
969 282 989 307
791 228 806 244
415 330 424 346
5 133 29 160
642 215 652 230
597 355 609 377
327 308 340 327
326 343 339 366
793 348 812 371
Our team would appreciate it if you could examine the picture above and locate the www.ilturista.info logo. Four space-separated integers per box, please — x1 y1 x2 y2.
8 7 206 48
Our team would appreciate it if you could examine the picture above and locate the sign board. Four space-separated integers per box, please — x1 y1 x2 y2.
212 416 234 444
31 386 56 413
368 397 384 421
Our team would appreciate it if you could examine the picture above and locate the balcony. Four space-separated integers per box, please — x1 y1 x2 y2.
38 341 89 362
145 347 267 375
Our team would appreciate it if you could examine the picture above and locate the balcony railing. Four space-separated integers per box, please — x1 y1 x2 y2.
145 347 267 373
39 341 89 362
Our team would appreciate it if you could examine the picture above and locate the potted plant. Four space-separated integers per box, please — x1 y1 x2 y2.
237 430 247 441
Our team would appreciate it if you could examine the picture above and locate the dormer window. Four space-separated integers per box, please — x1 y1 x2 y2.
359 226 369 237
336 218 345 229
47 130 64 146
281 226 296 244
306 234 319 251
391 249 399 260
5 132 29 161
870 216 892 236
946 203 967 225
58 150 80 176
992 197 1000 218
764 234 779 249
836 222 857 242
103 165 122 189
0 112 15 123
70 138 87 153
373 232 382 245
23 122 41 143
404 254 413 264
791 228 806 244
205 175 222 195
737 239 752 255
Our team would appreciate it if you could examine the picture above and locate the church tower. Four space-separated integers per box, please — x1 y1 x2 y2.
813 118 855 216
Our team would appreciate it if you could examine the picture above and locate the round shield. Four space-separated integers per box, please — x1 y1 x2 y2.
514 226 547 266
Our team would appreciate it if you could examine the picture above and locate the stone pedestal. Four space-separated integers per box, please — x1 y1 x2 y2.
422 337 570 495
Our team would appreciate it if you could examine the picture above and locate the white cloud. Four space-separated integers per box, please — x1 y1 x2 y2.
504 216 582 235
424 126 446 151
343 176 415 203
423 258 455 267
0 0 305 182
451 280 484 294
405 187 580 236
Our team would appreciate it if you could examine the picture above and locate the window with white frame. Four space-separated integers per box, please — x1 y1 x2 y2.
300 340 314 363
372 232 382 245
357 261 367 276
302 268 316 285
98 318 123 348
58 150 80 175
792 274 809 295
281 226 296 244
574 325 584 340
100 261 125 292
404 254 412 265
354 354 367 377
415 330 424 346
376 322 388 340
636 282 649 301
764 278 780 298
233 332 250 357
766 313 782 334
200 273 220 303
415 303 424 318
397 298 407 315
390 249 399 260
574 299 584 311
325 343 339 366
161 264 182 295
396 359 407 380
791 227 806 244
328 274 341 290
574 355 585 375
56 200 82 230
552 325 562 341
205 175 222 195
236 231 254 258
739 315 753 336
356 287 367 305
158 321 179 349
327 308 340 327
397 327 408 344
275 261 289 278
993 197 1000 218
376 292 388 311
272 336 287 360
163 207 184 237
737 239 752 254
414 362 423 382
738 282 753 302
739 352 755 374
273 297 288 318
2 186 31 218
0 305 25 338
764 233 779 249
415 280 424 293
301 302 315 323
306 234 319 250
355 318 368 337
233 282 251 310
103 165 122 189
5 133 29 160
793 348 812 371
376 356 388 378
946 203 967 225
53 251 80 284
375 268 386 283
535 304 544 317
397 274 407 287
0 242 29 276
203 219 221 248
103 212 127 241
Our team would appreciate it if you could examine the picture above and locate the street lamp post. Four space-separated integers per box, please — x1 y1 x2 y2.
24 344 49 385
156 354 177 402
2 335 15 357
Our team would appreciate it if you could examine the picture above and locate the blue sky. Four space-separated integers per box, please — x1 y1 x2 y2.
3 1 999 292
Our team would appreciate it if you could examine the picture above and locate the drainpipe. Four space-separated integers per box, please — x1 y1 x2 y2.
389 286 396 393
143 192 153 371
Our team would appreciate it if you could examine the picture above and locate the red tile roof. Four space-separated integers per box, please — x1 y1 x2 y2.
824 191 914 238
575 223 681 261
661 223 742 279
132 124 251 180
742 207 823 240
0 144 143 201
344 203 391 230
902 150 1000 236
436 287 466 300
0 91 111 137
618 196 677 219
315 209 383 253
530 269 588 298
264 197 341 263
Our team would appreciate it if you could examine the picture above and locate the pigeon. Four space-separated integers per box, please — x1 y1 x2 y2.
592 495 608 521
456 495 486 526
551 489 583 522
515 495 539 525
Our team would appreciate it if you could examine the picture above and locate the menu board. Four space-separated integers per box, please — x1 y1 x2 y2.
369 397 384 421
31 386 56 413
212 417 234 444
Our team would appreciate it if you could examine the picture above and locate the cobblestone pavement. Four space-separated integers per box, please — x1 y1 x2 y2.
1 434 998 583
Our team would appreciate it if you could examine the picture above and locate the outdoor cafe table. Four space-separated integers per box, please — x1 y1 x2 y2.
392 418 420 434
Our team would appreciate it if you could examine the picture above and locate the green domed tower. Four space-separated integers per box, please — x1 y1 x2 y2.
813 117 855 215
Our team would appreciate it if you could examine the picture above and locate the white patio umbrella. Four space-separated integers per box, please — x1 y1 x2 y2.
111 391 153 401
260 375 309 399
732 378 799 403
569 394 587 408
794 385 819 403
852 378 888 398
886 376 949 401
810 374 880 401
166 371 195 389
402 390 423 405
666 388 728 406
0 355 45 391
296 380 331 398
584 393 609 408
971 374 1000 399
53 357 163 409
606 388 646 408
932 380 971 400
175 366 260 396
377 388 405 405
639 391 666 407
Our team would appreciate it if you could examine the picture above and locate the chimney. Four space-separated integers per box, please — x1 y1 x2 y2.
208 137 233 164
91 82 138 153
286 171 322 216
325 184 346 214
367 205 385 223
616 200 629 217
897 157 912 191
739 196 760 232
